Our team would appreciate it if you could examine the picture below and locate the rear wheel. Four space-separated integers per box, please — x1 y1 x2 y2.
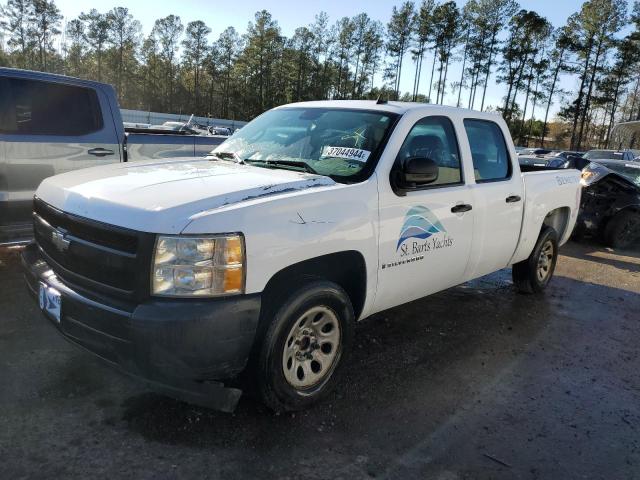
257 280 354 412
512 226 558 294
603 210 640 250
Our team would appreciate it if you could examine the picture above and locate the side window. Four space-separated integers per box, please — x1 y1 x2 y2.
0 78 103 136
464 119 511 182
0 78 14 132
396 116 462 187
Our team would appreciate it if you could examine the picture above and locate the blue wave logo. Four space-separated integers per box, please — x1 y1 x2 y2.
397 206 446 250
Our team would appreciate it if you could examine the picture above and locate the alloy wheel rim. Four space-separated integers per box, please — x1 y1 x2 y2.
282 305 341 390
536 240 554 283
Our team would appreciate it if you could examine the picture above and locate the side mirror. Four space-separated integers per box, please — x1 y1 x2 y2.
401 156 439 186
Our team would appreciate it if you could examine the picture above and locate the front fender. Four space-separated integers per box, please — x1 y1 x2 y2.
181 177 380 318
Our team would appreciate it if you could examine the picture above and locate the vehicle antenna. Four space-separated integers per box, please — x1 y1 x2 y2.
376 94 387 105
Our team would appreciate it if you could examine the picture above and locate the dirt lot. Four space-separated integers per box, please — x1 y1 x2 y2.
1 241 639 479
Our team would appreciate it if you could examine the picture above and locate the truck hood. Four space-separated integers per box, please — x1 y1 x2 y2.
36 158 337 233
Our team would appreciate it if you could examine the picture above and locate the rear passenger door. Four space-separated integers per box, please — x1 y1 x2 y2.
0 76 120 243
463 118 524 278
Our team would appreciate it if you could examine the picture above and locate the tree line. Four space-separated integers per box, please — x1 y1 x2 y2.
1 0 640 149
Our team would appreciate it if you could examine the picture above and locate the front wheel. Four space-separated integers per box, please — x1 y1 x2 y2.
257 280 355 412
603 210 640 249
512 226 559 294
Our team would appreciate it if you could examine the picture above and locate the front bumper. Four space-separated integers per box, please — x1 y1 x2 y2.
21 243 261 412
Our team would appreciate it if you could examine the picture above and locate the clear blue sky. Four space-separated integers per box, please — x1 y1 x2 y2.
54 0 590 117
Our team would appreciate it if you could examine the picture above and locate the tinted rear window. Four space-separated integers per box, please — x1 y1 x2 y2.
0 78 103 136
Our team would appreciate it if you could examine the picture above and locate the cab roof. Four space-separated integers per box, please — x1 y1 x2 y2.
276 99 500 119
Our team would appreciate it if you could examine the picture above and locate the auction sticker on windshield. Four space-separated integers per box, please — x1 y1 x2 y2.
321 146 371 162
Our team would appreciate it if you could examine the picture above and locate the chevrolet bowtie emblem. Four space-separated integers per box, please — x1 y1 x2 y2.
51 228 70 252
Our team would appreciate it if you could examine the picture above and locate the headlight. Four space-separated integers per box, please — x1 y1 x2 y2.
580 162 608 186
152 234 245 297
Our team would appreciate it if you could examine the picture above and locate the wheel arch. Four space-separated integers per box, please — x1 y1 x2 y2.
260 250 367 323
511 205 574 265
543 206 572 242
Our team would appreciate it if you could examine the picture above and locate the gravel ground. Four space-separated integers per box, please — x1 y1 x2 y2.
1 241 639 480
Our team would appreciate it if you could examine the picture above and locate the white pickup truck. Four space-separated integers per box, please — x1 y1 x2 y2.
22 101 582 412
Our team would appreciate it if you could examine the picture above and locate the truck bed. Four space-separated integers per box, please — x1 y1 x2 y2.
510 168 582 264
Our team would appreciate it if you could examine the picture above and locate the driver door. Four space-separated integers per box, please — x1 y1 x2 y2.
373 115 475 311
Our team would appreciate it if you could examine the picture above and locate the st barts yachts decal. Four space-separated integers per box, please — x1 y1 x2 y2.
382 205 453 270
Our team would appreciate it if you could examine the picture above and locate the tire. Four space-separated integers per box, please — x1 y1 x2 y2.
256 280 355 412
512 226 559 294
570 224 585 242
603 210 640 250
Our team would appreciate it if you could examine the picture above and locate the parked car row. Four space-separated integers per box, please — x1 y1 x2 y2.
517 148 584 168
519 148 638 169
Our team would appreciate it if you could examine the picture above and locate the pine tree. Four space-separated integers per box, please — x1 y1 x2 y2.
568 0 627 150
410 0 435 101
151 14 184 112
182 20 211 114
79 9 110 81
0 0 32 68
385 1 415 99
106 7 141 104
431 1 460 105
539 26 573 147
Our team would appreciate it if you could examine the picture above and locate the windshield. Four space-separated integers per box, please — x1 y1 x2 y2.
603 162 640 186
211 108 397 181
584 150 624 160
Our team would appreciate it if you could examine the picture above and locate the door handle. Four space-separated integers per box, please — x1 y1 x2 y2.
506 195 522 203
88 148 115 157
451 204 472 213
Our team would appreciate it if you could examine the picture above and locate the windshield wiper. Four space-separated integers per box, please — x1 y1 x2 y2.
244 159 319 175
209 151 243 163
